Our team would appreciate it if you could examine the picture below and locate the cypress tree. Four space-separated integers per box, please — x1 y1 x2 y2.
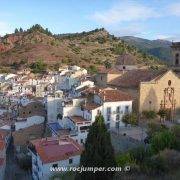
75 115 116 180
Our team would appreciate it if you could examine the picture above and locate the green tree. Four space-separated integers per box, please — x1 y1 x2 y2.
19 27 23 32
30 59 47 73
116 152 135 167
147 122 168 137
158 108 168 121
76 115 116 180
122 113 138 126
171 125 180 150
142 110 157 120
104 60 112 69
150 130 176 154
14 28 19 33
88 65 97 74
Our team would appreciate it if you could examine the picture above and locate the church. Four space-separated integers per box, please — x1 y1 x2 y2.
95 43 180 121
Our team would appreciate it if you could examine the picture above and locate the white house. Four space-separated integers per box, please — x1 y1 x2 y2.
58 87 133 144
29 137 83 180
55 66 88 91
15 116 45 131
46 90 63 122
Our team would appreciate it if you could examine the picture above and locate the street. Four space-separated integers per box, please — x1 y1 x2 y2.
4 138 32 180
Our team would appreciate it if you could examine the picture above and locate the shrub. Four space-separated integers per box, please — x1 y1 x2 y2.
30 59 47 73
144 154 167 175
171 125 180 150
129 146 152 164
150 130 176 154
88 65 97 74
147 122 168 137
159 149 180 170
122 113 138 126
157 108 168 120
116 152 134 167
142 110 157 119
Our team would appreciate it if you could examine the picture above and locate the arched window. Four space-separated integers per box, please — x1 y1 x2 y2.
175 53 179 65
168 80 171 86
116 114 120 121
175 58 179 65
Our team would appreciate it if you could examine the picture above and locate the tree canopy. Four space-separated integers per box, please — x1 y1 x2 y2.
76 115 116 180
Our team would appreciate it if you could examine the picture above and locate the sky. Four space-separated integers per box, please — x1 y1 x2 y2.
1 0 180 40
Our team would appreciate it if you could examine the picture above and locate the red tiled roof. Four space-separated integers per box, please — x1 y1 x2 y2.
82 86 132 102
98 67 121 74
109 69 166 88
83 103 101 111
69 116 91 124
98 89 132 102
31 137 83 164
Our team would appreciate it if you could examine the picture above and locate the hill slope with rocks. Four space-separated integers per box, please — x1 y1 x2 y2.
0 25 164 72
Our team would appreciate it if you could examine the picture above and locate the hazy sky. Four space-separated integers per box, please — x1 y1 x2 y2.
1 0 180 40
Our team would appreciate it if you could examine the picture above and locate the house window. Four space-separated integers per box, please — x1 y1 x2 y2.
115 122 120 129
125 106 129 114
116 114 120 121
107 107 111 114
69 158 73 164
123 66 126 70
97 109 101 115
52 164 58 168
101 76 103 81
107 115 111 121
116 106 121 113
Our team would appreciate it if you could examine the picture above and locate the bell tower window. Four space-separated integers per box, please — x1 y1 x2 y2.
175 53 179 65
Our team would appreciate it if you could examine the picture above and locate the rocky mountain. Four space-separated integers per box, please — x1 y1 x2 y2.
0 25 164 72
120 36 172 64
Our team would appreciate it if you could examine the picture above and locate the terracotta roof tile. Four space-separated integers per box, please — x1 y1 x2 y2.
69 116 91 124
98 67 121 74
83 103 101 111
109 69 166 88
31 137 83 164
98 89 132 102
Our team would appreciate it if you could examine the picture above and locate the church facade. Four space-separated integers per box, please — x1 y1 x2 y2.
139 70 180 120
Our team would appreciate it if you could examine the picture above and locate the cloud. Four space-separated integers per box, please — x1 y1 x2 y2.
109 23 144 37
91 1 159 25
168 2 180 16
0 22 12 36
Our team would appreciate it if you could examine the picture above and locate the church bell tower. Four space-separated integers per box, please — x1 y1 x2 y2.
171 42 180 69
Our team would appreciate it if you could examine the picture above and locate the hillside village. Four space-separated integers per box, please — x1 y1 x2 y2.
0 40 180 179
0 28 180 180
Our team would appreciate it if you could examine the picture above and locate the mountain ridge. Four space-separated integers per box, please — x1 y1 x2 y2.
0 25 164 72
120 36 172 63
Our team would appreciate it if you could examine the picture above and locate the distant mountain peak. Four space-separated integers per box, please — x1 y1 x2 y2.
121 36 172 63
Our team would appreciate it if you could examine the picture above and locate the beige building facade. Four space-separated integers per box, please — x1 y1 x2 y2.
139 70 180 119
